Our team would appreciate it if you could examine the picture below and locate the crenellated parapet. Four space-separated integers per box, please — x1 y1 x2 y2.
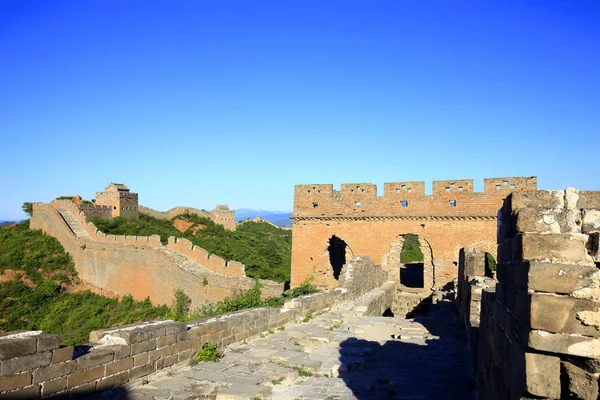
139 205 236 231
293 177 537 219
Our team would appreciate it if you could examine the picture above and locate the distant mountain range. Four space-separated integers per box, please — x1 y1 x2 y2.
0 221 17 227
235 209 293 228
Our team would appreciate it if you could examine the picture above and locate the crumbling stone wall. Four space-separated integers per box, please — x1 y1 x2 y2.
0 255 391 399
291 177 536 290
31 201 282 310
139 205 236 231
476 188 600 399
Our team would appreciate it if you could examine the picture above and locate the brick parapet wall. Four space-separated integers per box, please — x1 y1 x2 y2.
0 257 389 398
476 188 600 399
293 177 537 218
42 201 246 278
138 205 236 231
291 177 535 290
31 203 283 309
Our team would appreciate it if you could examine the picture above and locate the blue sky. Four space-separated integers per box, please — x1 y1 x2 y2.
1 1 599 220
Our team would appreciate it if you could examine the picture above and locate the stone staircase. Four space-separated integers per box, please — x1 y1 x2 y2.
56 208 91 239
155 247 211 276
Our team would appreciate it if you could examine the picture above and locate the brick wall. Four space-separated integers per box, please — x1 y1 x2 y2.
31 202 283 309
476 188 600 399
139 205 236 231
0 256 391 398
291 177 536 290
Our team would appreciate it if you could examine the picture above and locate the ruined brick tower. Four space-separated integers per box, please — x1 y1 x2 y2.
95 183 139 218
291 177 537 291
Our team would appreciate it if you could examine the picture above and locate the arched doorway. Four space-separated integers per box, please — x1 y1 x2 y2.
327 235 350 280
382 234 435 291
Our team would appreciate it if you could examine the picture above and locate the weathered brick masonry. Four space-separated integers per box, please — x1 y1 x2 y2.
291 177 537 290
476 188 600 399
0 257 392 399
30 200 282 309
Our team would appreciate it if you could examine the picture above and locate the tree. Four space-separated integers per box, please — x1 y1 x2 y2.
22 202 33 217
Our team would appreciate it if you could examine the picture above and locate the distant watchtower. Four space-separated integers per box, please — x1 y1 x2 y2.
95 183 139 218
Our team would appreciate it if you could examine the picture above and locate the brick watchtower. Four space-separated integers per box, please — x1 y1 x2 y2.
95 183 139 218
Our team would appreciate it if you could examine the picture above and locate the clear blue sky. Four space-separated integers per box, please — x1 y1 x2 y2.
1 1 599 220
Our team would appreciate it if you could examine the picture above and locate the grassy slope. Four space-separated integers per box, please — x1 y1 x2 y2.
90 213 292 283
0 221 170 345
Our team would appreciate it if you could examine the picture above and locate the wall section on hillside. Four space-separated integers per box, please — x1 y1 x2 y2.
30 203 282 309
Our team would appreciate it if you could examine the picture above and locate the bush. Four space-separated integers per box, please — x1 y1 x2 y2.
190 343 222 365
90 213 292 283
400 234 424 263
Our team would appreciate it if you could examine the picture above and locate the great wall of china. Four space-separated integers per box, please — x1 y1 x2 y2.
2 180 600 399
26 183 281 311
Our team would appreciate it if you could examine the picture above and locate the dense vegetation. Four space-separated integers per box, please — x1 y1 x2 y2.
0 219 311 345
90 213 292 283
0 221 171 345
400 233 424 263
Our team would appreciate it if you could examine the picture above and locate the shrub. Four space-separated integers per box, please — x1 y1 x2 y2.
190 343 222 365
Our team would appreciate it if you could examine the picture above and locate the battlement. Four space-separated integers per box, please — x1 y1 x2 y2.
293 177 537 218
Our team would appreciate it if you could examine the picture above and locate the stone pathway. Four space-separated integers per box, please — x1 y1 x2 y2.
101 301 474 399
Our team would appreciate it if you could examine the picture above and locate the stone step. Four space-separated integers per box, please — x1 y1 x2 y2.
56 208 91 239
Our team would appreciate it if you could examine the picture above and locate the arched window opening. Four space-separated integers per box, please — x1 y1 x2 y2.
328 236 348 280
399 233 424 288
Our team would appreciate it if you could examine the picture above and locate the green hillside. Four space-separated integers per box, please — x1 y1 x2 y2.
0 221 170 345
90 213 292 283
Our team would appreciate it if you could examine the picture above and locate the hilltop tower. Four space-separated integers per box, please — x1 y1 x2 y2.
95 183 139 218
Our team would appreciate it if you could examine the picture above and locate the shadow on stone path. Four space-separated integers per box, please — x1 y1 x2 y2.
98 298 474 400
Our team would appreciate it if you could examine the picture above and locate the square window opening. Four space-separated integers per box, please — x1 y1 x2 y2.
496 185 501 190
313 202 318 208
408 188 412 193
355 201 361 208
503 181 508 186
396 188 400 193
459 186 464 192
510 184 516 189
401 201 408 207
446 187 450 192
449 200 457 207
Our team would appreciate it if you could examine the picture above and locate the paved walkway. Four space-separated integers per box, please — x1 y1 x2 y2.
107 300 474 399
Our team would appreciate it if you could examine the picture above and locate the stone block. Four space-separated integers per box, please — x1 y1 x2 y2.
530 294 600 337
165 322 187 336
148 346 172 363
577 191 600 210
32 360 74 384
561 361 598 400
519 261 599 295
0 384 40 399
508 190 565 213
0 338 36 361
100 345 130 360
131 340 156 355
105 357 133 376
528 329 600 358
154 354 178 370
0 351 51 376
0 371 31 392
524 352 560 398
51 346 74 364
41 376 67 397
96 370 129 392
582 209 600 234
133 352 149 367
66 364 104 389
177 349 194 362
34 334 60 352
521 233 593 265
129 363 153 379
69 380 96 397
76 348 114 370
156 335 178 348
